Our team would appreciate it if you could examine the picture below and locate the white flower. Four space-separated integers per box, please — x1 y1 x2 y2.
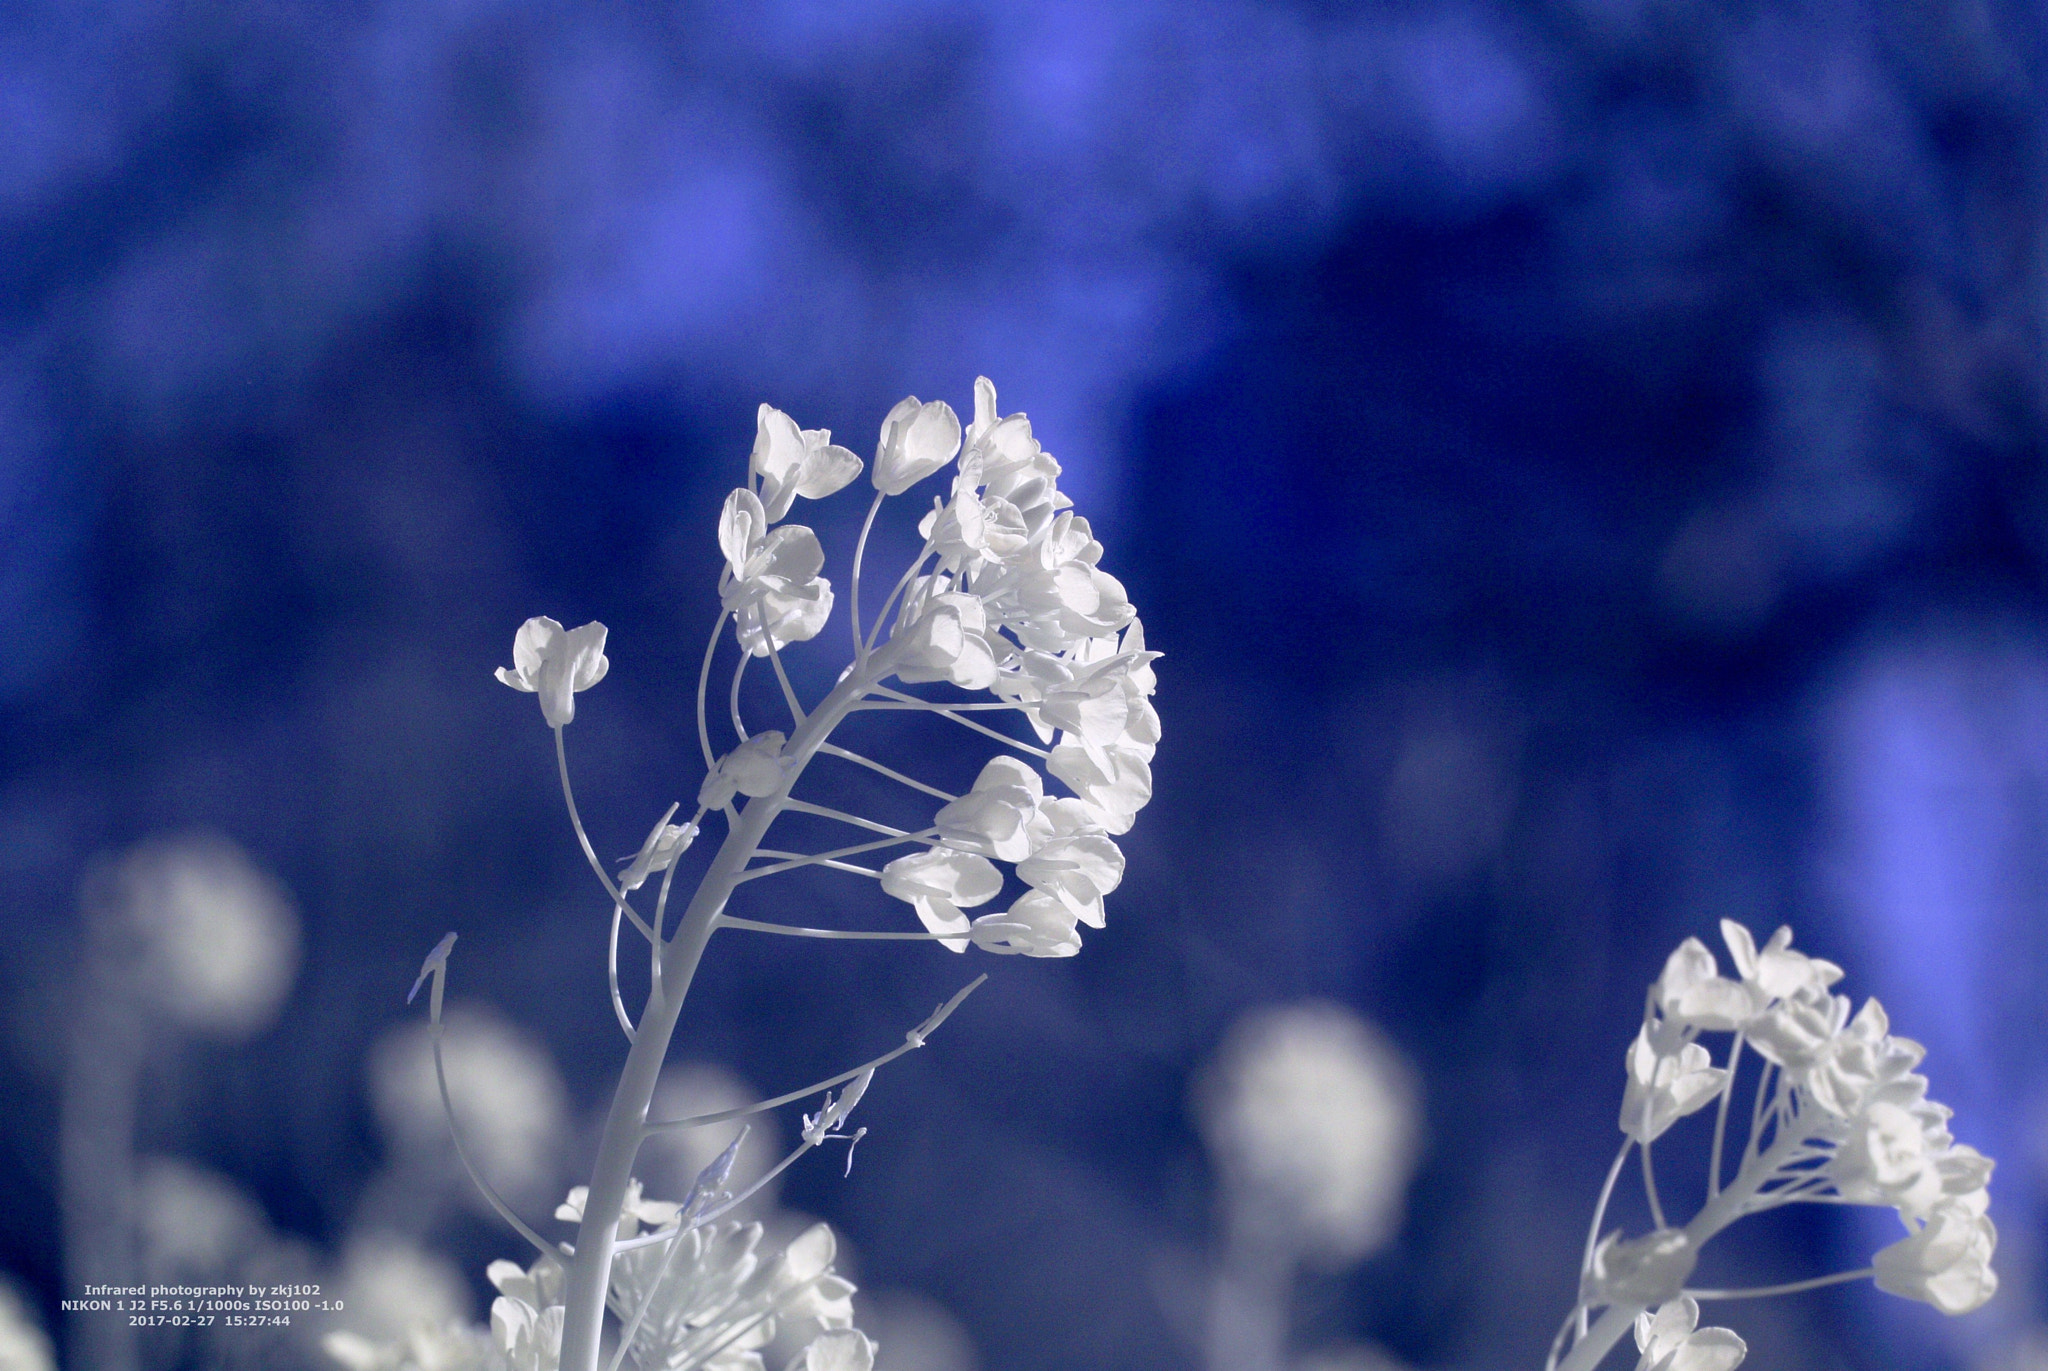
1046 734 1153 836
751 404 861 521
699 732 790 810
873 396 961 495
787 1329 876 1371
964 377 1068 537
1802 997 1926 1118
1652 938 1756 1031
1014 832 1124 928
891 591 999 691
321 1322 499 1371
1619 1028 1728 1143
1632 1298 1746 1371
719 489 835 657
969 890 1082 957
1744 987 1850 1070
1831 1099 1946 1217
1873 1200 1999 1314
878 847 1003 951
1721 920 1843 1004
934 757 1046 862
496 617 610 728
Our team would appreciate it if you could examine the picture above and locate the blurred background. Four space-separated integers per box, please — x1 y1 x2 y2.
0 1 2043 1368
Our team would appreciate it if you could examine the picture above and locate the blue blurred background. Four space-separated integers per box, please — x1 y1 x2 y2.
1 1 2043 1368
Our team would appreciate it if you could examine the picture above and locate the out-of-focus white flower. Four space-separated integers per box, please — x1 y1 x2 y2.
491 1290 562 1371
789 1328 876 1371
136 1157 270 1279
333 1235 475 1348
968 891 1082 958
619 807 698 894
1584 1229 1698 1308
321 1321 498 1371
719 489 835 657
852 1292 978 1371
892 591 999 691
372 1007 568 1208
752 404 862 522
1620 1029 1728 1143
700 732 791 810
1742 985 1849 1071
873 397 962 496
879 847 1003 950
1631 1297 1746 1371
1874 1201 1999 1314
114 834 302 1039
0 1276 54 1371
935 757 1045 862
496 617 610 728
1014 833 1123 929
1195 1002 1424 1263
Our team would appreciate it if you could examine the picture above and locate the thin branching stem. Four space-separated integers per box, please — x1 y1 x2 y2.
729 652 750 743
863 531 939 654
1707 1032 1744 1200
1641 1134 1669 1232
849 490 885 658
853 692 1050 759
767 640 806 727
716 916 945 939
779 797 922 839
421 960 566 1263
817 742 957 801
696 610 728 770
606 903 635 1043
641 977 986 1138
741 830 939 880
1687 1268 1875 1300
554 727 657 945
1578 1137 1632 1341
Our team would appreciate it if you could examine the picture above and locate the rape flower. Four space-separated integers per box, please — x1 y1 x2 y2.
1631 1298 1746 1371
1047 734 1153 835
891 591 999 690
969 890 1081 957
1721 920 1843 1004
1873 1201 1999 1314
1014 833 1123 928
878 847 1003 950
719 489 834 657
872 397 961 495
935 757 1046 862
1801 997 1925 1118
1619 1029 1728 1143
791 1329 877 1371
1651 938 1755 1031
496 617 610 728
751 404 861 522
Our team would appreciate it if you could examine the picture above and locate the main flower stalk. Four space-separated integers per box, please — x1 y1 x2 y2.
558 656 887 1371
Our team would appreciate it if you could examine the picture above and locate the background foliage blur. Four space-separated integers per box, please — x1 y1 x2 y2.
1 1 2042 1368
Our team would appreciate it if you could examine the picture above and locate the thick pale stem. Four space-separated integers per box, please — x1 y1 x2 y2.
556 655 892 1371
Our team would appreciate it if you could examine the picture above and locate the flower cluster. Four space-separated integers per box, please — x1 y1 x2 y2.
1642 921 1995 1312
325 1181 871 1371
473 381 1156 1371
1549 921 1997 1371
